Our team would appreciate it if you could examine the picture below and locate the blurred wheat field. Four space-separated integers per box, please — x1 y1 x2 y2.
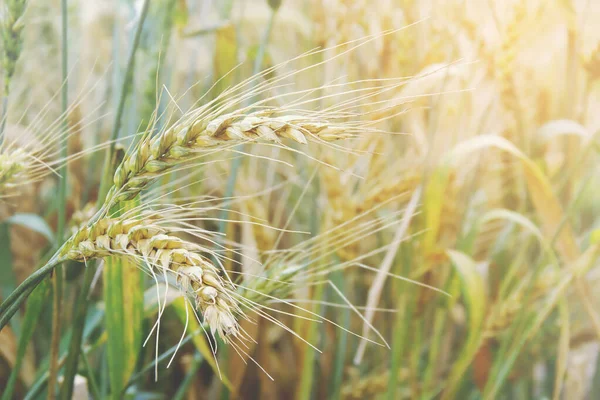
1 0 600 399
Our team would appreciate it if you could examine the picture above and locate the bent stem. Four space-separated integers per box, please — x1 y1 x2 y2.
0 253 62 331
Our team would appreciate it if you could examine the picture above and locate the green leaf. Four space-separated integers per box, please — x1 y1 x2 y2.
1 279 50 400
0 222 18 333
5 213 54 243
104 254 144 399
479 208 560 267
446 135 577 260
423 168 452 256
442 250 487 400
297 283 324 400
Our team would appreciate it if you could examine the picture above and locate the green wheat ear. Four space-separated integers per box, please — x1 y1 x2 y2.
1 0 28 96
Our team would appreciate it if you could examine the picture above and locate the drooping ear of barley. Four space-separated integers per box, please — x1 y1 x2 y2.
60 215 242 341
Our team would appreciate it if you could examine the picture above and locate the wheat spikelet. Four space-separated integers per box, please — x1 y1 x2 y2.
69 202 97 234
361 172 421 213
60 216 241 341
55 197 433 366
0 144 58 197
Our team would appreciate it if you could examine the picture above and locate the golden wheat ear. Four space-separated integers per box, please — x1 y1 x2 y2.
60 213 245 343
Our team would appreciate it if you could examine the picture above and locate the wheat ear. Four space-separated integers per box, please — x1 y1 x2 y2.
1 0 27 96
107 110 355 204
60 216 242 341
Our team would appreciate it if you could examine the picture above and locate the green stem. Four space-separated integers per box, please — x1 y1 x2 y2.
173 353 203 400
59 265 95 400
329 269 349 400
0 96 8 141
0 222 19 334
48 267 63 400
98 0 151 202
81 350 102 400
252 7 277 77
0 285 35 334
0 254 61 331
110 0 150 146
1 279 50 400
57 0 69 243
48 1 69 395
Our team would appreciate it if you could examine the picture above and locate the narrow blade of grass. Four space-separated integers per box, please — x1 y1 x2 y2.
388 242 416 400
0 222 20 335
442 250 487 400
329 269 349 400
1 279 50 400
